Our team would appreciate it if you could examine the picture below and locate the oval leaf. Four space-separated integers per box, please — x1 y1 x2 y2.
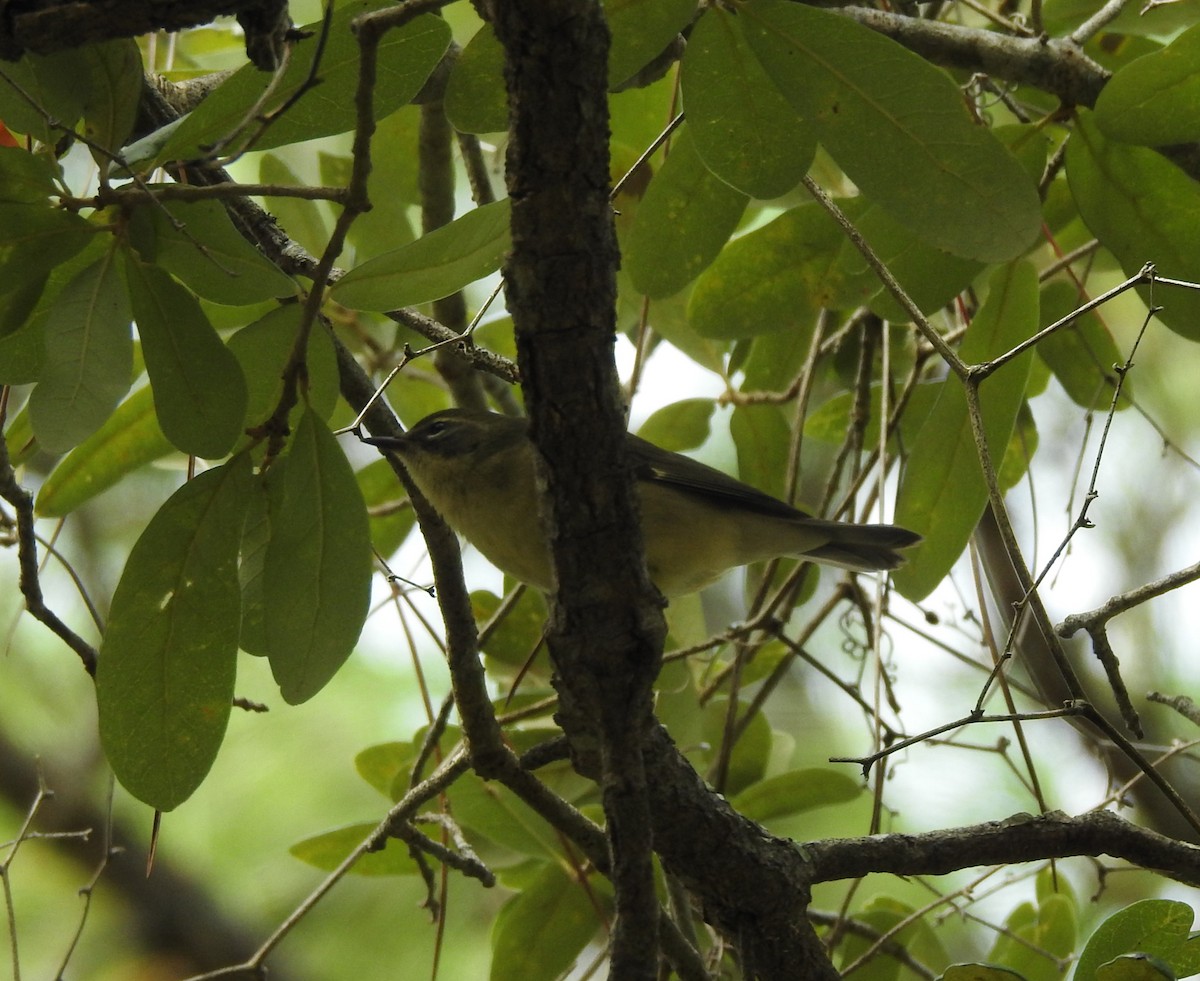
29 249 133 453
290 823 420 877
490 864 601 981
129 194 297 305
731 768 862 822
1066 111 1200 342
1076 900 1200 981
444 25 508 135
158 6 451 162
263 407 372 704
97 455 252 810
893 261 1038 601
228 305 340 441
606 0 695 89
688 202 858 340
35 386 174 517
1095 23 1200 146
1037 280 1131 411
741 0 1041 262
624 125 748 299
124 253 248 458
682 7 812 198
332 198 511 311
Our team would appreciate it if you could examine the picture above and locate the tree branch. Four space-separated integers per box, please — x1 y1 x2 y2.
806 809 1200 888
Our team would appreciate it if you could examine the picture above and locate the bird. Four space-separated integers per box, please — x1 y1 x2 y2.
362 409 920 596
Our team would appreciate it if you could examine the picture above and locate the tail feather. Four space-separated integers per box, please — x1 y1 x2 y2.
808 524 922 572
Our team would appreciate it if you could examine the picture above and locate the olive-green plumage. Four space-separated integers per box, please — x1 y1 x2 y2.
364 409 919 596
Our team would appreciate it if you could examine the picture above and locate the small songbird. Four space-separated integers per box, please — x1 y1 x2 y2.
363 409 920 597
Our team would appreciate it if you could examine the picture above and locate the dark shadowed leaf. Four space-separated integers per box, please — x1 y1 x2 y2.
29 248 133 453
606 0 696 89
128 194 297 305
1067 111 1200 342
97 455 252 810
263 406 372 704
124 253 248 458
490 863 602 981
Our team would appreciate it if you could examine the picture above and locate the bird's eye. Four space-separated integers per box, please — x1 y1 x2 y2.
423 420 452 440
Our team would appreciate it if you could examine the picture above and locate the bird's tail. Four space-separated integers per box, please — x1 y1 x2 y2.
806 523 922 572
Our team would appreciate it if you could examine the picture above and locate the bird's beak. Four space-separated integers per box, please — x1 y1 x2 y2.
360 434 407 451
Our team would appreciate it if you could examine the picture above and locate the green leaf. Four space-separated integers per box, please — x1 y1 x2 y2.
97 455 252 810
805 381 940 448
80 40 142 161
332 199 511 311
1037 280 1131 411
741 0 1041 262
289 820 422 873
355 741 415 798
490 864 601 981
29 249 133 453
259 152 330 257
446 776 561 860
0 233 109 386
1075 900 1200 981
290 823 420 877
336 106 420 259
998 403 1037 494
625 125 748 299
1096 953 1177 981
732 403 791 500
228 305 340 442
237 476 271 657
731 768 862 822
0 203 93 271
0 51 86 143
35 386 174 517
682 7 811 198
1095 23 1200 146
636 398 715 451
988 893 1077 981
358 457 416 558
893 262 1038 601
158 5 451 162
700 697 773 796
1067 111 1200 342
128 194 297 305
263 407 372 704
687 203 858 340
606 0 696 90
124 254 248 458
834 201 983 322
940 965 1031 981
0 146 64 203
843 896 948 980
444 25 508 134
471 589 548 675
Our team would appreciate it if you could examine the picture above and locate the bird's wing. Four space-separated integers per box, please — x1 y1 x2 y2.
625 433 814 522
